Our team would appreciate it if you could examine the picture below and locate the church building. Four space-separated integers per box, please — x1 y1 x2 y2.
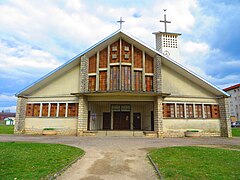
14 15 232 137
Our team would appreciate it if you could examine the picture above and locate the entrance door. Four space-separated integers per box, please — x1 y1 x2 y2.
133 113 141 130
113 112 130 130
87 111 91 130
151 111 154 131
103 112 111 130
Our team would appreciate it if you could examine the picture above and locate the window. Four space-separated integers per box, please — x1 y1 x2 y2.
59 103 66 117
176 104 184 118
68 103 78 117
145 76 153 92
42 103 49 117
186 104 194 118
134 71 142 91
88 76 96 91
204 105 211 118
110 66 120 90
195 104 203 118
26 103 79 117
211 105 219 118
33 104 40 117
50 103 57 117
26 104 34 116
163 103 175 118
99 71 107 91
121 66 131 91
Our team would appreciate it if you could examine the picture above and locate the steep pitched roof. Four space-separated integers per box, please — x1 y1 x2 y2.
16 29 229 97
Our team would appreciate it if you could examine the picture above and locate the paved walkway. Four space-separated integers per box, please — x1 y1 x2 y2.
0 135 239 180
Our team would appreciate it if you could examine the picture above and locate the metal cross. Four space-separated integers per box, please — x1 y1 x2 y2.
117 17 125 29
160 9 171 32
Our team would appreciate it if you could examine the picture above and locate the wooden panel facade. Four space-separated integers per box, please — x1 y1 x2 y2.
134 47 142 68
145 54 153 73
99 48 108 68
121 40 131 63
87 38 154 92
89 55 96 73
89 76 96 91
99 71 107 91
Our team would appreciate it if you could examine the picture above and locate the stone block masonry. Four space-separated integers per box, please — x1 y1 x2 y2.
77 95 88 136
154 55 162 93
219 97 232 137
14 97 27 134
154 96 163 138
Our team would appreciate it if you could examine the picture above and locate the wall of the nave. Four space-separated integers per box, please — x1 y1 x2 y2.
25 118 77 135
30 65 80 96
161 64 215 97
163 119 220 137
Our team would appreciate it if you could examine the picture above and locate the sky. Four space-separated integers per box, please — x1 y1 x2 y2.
0 0 240 112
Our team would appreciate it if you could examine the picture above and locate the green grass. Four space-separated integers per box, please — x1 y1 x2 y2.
0 142 84 179
149 146 240 180
232 128 240 137
0 125 14 134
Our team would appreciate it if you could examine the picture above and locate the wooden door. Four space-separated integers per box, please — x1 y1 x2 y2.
121 112 130 130
113 112 130 130
103 112 111 130
113 112 121 130
133 113 141 130
87 111 91 130
151 111 154 131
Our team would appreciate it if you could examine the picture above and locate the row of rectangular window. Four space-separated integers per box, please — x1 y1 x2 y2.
26 103 78 117
163 103 219 119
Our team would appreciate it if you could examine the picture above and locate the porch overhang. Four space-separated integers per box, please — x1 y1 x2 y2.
71 91 170 97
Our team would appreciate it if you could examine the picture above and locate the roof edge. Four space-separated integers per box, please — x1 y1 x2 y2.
16 29 122 96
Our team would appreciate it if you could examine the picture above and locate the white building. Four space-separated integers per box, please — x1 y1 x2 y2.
224 83 240 121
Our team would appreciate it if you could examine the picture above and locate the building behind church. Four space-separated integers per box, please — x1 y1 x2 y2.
224 83 240 122
14 16 232 137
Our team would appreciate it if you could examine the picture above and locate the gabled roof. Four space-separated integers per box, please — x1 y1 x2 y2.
223 83 240 91
16 29 229 97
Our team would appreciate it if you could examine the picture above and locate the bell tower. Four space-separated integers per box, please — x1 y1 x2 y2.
153 9 181 60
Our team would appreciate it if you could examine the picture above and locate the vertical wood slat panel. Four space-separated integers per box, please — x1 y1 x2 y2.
99 71 107 91
134 47 142 68
88 76 96 91
145 76 153 92
145 54 154 73
211 105 219 118
110 40 120 63
99 48 108 68
88 55 97 73
26 104 34 116
121 40 131 63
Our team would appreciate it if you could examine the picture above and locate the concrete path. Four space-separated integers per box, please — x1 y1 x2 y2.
0 135 239 180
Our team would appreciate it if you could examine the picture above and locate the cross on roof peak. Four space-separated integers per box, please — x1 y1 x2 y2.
117 17 125 29
160 9 171 32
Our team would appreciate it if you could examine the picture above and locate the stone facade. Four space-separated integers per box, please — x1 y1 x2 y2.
79 55 89 93
154 55 162 93
77 95 88 136
14 97 27 134
154 96 163 138
219 97 232 137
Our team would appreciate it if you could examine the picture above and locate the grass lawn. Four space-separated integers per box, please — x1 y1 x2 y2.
0 142 84 179
149 146 240 180
232 127 240 137
0 125 14 134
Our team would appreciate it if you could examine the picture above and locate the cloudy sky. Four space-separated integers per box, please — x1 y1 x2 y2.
0 0 239 112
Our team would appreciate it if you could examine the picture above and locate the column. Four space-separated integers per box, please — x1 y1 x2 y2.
219 97 232 137
154 55 162 92
154 96 164 138
77 95 88 136
14 97 27 134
